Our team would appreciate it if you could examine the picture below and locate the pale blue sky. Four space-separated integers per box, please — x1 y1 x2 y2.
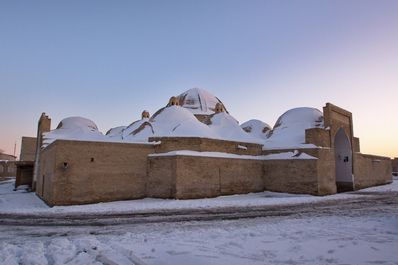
1 0 397 157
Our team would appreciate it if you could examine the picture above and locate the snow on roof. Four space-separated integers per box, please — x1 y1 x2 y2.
122 118 154 141
263 151 317 160
149 150 317 160
241 119 271 140
41 91 328 151
149 106 216 138
209 112 261 143
105 126 126 138
119 106 262 143
177 88 227 115
43 117 106 147
263 107 324 150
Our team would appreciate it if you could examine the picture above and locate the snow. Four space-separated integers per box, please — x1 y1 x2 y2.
2 212 397 265
241 119 271 140
147 106 215 139
43 117 107 147
264 107 324 150
262 150 317 160
2 178 396 216
1 178 397 265
177 87 226 115
121 118 152 141
149 150 316 160
237 145 247 150
102 106 262 144
40 93 330 153
209 112 260 143
105 125 126 138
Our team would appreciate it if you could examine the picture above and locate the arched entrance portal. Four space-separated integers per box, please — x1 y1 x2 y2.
335 128 353 192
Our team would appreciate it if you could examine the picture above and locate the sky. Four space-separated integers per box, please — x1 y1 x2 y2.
0 0 397 158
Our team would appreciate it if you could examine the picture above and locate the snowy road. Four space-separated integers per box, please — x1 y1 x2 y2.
0 191 397 227
1 181 398 264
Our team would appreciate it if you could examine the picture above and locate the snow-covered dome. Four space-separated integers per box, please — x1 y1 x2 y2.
264 107 324 150
130 105 215 140
55 117 100 132
241 119 271 140
177 88 227 115
122 118 153 141
106 126 126 138
43 117 105 147
209 112 260 143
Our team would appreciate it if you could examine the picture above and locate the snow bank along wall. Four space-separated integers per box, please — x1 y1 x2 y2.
25 88 393 206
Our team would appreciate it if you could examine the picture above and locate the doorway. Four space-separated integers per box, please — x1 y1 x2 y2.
335 128 353 192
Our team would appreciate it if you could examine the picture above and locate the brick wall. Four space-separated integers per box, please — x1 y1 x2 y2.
20 137 37 161
353 153 392 190
150 137 263 156
38 140 155 206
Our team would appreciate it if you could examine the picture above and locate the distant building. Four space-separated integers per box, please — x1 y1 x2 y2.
0 153 17 180
15 136 38 189
19 88 393 206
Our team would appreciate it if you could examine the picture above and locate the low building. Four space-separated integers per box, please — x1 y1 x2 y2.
24 88 393 206
15 136 38 189
0 153 17 180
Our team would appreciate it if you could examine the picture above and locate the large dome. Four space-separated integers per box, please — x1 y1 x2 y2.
264 107 324 150
177 88 227 115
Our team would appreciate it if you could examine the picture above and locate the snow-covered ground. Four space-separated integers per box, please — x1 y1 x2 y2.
0 179 391 216
1 178 397 265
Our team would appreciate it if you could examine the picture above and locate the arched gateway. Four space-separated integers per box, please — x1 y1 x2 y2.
334 128 354 192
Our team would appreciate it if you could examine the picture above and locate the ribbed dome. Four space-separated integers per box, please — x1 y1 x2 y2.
177 88 227 115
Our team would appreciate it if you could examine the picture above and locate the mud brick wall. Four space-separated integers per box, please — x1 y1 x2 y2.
353 153 392 190
38 140 155 206
147 154 264 199
150 137 263 156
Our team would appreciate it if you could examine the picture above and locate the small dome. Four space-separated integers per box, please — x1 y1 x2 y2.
141 110 150 119
43 116 104 147
241 119 271 140
209 112 260 143
167 96 180 107
264 107 324 150
177 88 227 115
122 118 153 140
148 105 215 138
56 117 100 132
273 107 323 129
